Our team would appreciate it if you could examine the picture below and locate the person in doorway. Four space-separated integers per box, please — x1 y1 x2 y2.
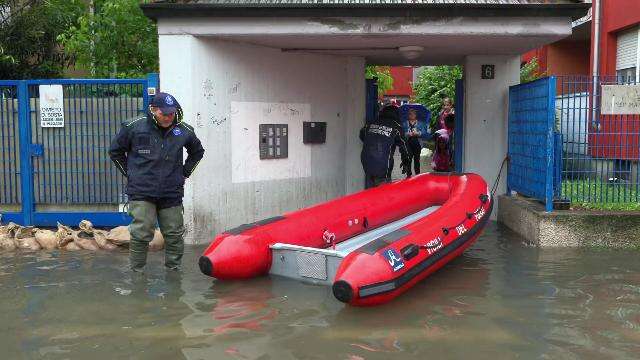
109 92 205 272
385 101 403 181
360 105 411 188
405 108 427 175
437 97 455 131
431 113 455 172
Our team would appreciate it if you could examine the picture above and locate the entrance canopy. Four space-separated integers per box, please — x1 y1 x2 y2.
143 0 590 65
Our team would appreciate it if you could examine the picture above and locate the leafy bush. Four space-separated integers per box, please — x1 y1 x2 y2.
520 57 546 84
0 0 86 79
58 0 159 78
412 65 462 128
365 66 394 96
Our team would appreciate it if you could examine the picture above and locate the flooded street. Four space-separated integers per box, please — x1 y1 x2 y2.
1 222 639 359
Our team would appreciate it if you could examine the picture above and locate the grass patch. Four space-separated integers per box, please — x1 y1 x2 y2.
561 179 640 211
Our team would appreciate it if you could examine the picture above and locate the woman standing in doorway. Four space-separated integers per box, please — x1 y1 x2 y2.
431 113 455 172
437 97 455 131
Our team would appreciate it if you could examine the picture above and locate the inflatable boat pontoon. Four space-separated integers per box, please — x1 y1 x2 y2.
199 173 492 306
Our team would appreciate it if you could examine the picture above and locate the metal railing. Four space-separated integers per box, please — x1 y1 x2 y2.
556 75 639 209
0 81 21 206
0 74 159 226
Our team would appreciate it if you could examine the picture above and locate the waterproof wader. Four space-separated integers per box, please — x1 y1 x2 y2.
128 200 185 270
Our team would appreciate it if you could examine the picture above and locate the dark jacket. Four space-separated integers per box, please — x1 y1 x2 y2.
109 112 205 199
405 121 424 152
360 106 410 178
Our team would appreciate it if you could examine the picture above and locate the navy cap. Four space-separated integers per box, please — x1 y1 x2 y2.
150 92 177 115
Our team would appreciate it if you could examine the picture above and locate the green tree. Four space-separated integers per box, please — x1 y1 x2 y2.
59 0 158 78
365 66 394 96
520 57 546 83
412 65 462 128
0 0 86 79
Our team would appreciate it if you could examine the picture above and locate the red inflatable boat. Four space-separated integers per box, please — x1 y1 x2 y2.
199 173 493 306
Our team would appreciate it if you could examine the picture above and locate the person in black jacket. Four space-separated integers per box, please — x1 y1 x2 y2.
360 105 411 189
109 92 205 272
385 106 405 181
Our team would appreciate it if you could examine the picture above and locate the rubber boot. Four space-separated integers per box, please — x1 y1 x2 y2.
128 201 157 271
158 205 185 270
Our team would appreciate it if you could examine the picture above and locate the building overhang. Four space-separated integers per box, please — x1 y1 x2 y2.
155 15 577 65
142 2 589 20
144 1 589 65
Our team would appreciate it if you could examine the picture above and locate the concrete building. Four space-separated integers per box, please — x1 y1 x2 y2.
523 0 640 80
141 0 589 244
521 7 591 78
522 0 640 168
596 0 640 81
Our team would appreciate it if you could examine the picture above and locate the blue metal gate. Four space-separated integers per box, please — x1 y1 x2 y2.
556 75 640 208
0 74 159 226
0 82 21 211
507 77 557 212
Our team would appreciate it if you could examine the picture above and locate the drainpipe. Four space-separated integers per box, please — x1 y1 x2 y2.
591 0 601 131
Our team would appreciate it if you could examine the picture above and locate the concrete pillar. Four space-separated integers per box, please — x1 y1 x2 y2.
158 34 202 242
463 55 520 218
344 57 366 194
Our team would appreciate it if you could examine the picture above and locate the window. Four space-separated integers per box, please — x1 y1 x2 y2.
616 67 637 84
616 26 639 82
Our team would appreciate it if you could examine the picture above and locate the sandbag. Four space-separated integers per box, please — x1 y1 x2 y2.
64 241 82 251
5 222 19 237
13 225 36 239
56 223 75 248
15 237 41 251
78 220 94 234
0 234 16 251
72 231 99 251
94 230 118 251
35 229 58 250
77 220 118 250
0 223 11 236
149 229 165 251
106 226 130 246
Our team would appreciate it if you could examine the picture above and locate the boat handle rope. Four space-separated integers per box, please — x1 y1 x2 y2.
437 155 507 238
490 155 509 197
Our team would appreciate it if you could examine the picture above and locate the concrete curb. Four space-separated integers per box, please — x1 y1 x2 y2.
497 195 640 248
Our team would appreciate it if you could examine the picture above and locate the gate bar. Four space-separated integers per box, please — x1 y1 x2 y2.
17 81 34 225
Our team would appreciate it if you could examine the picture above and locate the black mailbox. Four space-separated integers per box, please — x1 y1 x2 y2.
303 122 326 144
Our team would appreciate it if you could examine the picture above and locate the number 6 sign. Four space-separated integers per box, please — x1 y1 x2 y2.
481 64 495 79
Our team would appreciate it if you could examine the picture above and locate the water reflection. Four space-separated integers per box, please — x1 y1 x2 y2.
1 222 639 359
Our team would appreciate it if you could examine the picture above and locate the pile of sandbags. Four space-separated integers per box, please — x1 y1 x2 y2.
0 224 16 251
0 220 164 253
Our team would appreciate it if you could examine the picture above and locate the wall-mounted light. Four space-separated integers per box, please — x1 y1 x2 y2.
398 46 424 60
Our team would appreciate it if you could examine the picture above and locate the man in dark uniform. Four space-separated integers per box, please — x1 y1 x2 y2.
360 105 411 189
109 92 205 271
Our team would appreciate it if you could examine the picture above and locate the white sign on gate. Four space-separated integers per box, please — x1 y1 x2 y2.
601 85 640 115
39 85 65 127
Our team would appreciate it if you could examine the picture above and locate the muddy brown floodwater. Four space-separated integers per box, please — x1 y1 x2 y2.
1 222 639 359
